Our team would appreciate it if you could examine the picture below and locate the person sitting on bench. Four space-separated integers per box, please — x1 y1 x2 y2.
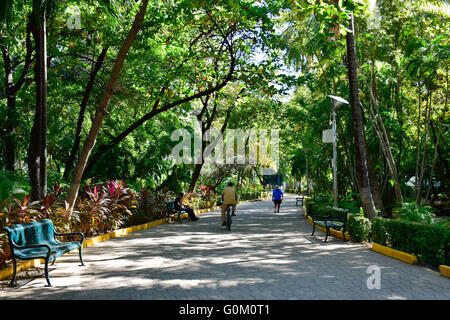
175 193 199 221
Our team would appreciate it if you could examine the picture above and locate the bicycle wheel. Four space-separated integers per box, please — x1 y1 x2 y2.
226 206 232 231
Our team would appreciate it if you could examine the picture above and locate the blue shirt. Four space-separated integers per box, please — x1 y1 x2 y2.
273 189 283 200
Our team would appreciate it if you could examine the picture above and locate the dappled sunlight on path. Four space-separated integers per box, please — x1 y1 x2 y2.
1 193 449 300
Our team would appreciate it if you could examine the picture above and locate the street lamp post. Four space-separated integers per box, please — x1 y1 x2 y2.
328 95 349 208
304 149 310 195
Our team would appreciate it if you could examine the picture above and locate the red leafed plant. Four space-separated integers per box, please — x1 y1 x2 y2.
102 180 136 232
77 185 110 236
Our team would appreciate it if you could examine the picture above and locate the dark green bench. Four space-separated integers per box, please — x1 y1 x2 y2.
311 207 349 242
296 195 305 206
165 201 186 223
4 219 84 287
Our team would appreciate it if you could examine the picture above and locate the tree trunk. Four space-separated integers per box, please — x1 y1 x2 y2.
4 96 17 171
345 13 378 218
1 24 33 172
425 103 447 203
28 105 41 201
337 120 358 194
416 92 432 204
38 12 48 199
253 166 265 190
414 81 422 200
364 135 384 213
359 64 403 203
188 163 204 193
28 10 47 201
66 0 149 214
188 99 233 193
63 46 109 180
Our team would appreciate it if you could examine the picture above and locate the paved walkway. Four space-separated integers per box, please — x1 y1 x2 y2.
1 193 449 300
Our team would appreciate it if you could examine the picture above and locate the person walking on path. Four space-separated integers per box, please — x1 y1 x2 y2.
221 182 237 226
175 193 199 221
272 185 283 213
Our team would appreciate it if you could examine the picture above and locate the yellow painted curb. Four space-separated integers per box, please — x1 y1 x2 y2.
371 242 418 265
0 196 268 282
439 265 450 278
0 218 168 282
0 258 44 282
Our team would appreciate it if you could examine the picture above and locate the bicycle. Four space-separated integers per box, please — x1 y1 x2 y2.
225 204 232 231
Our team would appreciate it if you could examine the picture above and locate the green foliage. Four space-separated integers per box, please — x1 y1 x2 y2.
371 217 450 267
0 170 30 201
347 213 371 242
398 202 437 224
128 188 172 226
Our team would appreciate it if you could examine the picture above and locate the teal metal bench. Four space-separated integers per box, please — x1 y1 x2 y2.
4 219 84 287
311 208 349 242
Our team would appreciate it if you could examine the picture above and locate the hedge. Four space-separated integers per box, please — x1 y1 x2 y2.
347 214 371 242
371 217 450 267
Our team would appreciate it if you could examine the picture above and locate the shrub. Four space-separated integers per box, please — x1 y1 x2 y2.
129 188 171 225
304 198 314 216
398 202 436 224
103 180 137 231
371 217 450 267
77 185 111 236
0 170 30 201
347 213 372 242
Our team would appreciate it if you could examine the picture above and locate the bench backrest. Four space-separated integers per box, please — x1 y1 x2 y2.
4 219 57 247
166 201 175 211
328 208 349 223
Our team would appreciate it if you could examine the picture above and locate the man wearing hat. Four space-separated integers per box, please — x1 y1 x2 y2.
272 185 283 213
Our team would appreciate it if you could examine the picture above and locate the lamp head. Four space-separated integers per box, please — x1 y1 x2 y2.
329 95 349 108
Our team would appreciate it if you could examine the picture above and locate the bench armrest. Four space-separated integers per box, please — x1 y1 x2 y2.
54 231 84 244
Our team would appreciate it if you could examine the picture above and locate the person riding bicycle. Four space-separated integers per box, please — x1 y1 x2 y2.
221 182 237 226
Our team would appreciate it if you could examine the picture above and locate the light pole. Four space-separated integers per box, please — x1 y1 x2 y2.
328 95 349 208
304 149 310 195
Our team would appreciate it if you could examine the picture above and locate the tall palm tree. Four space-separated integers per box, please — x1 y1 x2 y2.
345 12 378 218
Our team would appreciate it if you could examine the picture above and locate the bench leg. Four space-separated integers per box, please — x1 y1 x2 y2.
324 228 329 242
311 223 316 236
178 212 182 223
9 257 17 287
79 247 85 266
44 259 52 287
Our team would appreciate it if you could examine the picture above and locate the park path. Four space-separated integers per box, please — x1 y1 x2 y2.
1 193 449 300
